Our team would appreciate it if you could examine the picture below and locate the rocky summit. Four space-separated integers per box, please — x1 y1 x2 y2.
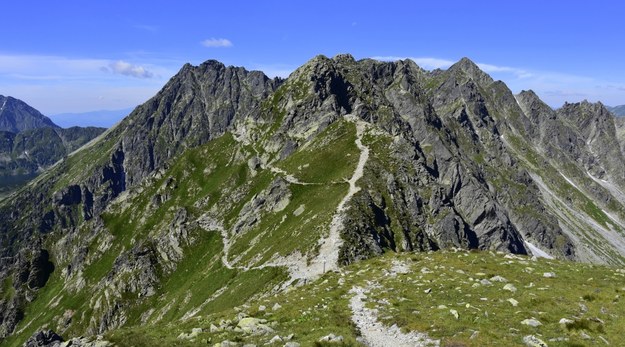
2 54 625 346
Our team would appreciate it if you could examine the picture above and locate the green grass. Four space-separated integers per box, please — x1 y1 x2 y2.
362 252 624 346
277 120 359 184
122 228 287 326
226 119 360 265
3 269 90 347
1 277 14 301
98 250 625 347
228 181 348 266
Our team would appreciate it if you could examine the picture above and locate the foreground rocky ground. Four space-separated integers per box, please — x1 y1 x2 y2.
40 250 619 347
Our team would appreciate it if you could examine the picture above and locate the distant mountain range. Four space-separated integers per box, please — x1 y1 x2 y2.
607 105 625 116
49 107 134 128
0 95 106 196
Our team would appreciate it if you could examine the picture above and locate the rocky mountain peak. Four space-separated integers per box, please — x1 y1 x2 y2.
447 57 494 85
518 89 539 100
0 95 58 133
558 100 613 125
516 90 555 117
332 53 356 64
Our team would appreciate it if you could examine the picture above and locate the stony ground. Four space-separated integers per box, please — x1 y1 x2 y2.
98 249 625 347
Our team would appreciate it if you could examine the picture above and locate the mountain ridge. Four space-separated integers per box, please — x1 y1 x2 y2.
0 95 58 133
607 104 625 116
0 96 106 197
2 54 625 345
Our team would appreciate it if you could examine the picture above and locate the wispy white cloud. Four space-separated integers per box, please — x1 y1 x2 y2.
104 60 154 78
476 63 533 79
0 54 167 80
201 38 233 48
0 53 176 114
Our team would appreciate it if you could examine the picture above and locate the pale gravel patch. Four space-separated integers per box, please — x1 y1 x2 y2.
389 260 411 275
269 166 320 186
523 241 554 259
350 285 439 347
559 172 582 191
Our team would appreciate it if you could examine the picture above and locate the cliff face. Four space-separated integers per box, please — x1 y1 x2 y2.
2 55 625 344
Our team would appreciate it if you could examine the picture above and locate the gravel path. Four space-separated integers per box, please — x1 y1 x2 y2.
199 115 371 284
246 116 372 283
319 116 370 272
350 285 439 347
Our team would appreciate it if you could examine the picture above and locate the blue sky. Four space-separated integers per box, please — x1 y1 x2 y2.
1 0 624 117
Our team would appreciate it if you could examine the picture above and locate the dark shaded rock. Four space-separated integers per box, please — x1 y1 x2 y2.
53 185 82 206
23 329 63 347
27 249 54 289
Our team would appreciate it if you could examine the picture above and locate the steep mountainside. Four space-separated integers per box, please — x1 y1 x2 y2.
607 104 625 116
0 126 106 175
2 55 625 346
0 96 57 133
0 97 106 196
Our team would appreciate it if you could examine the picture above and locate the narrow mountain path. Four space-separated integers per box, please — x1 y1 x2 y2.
196 215 236 269
317 116 370 273
268 166 321 186
200 115 371 283
266 115 371 282
350 285 440 347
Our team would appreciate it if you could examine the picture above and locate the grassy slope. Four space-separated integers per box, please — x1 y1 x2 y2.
3 117 361 346
103 250 625 347
228 120 359 266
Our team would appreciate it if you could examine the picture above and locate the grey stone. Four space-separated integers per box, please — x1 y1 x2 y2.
523 335 548 347
503 284 517 292
507 298 519 307
490 275 508 282
319 334 343 342
521 318 542 327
